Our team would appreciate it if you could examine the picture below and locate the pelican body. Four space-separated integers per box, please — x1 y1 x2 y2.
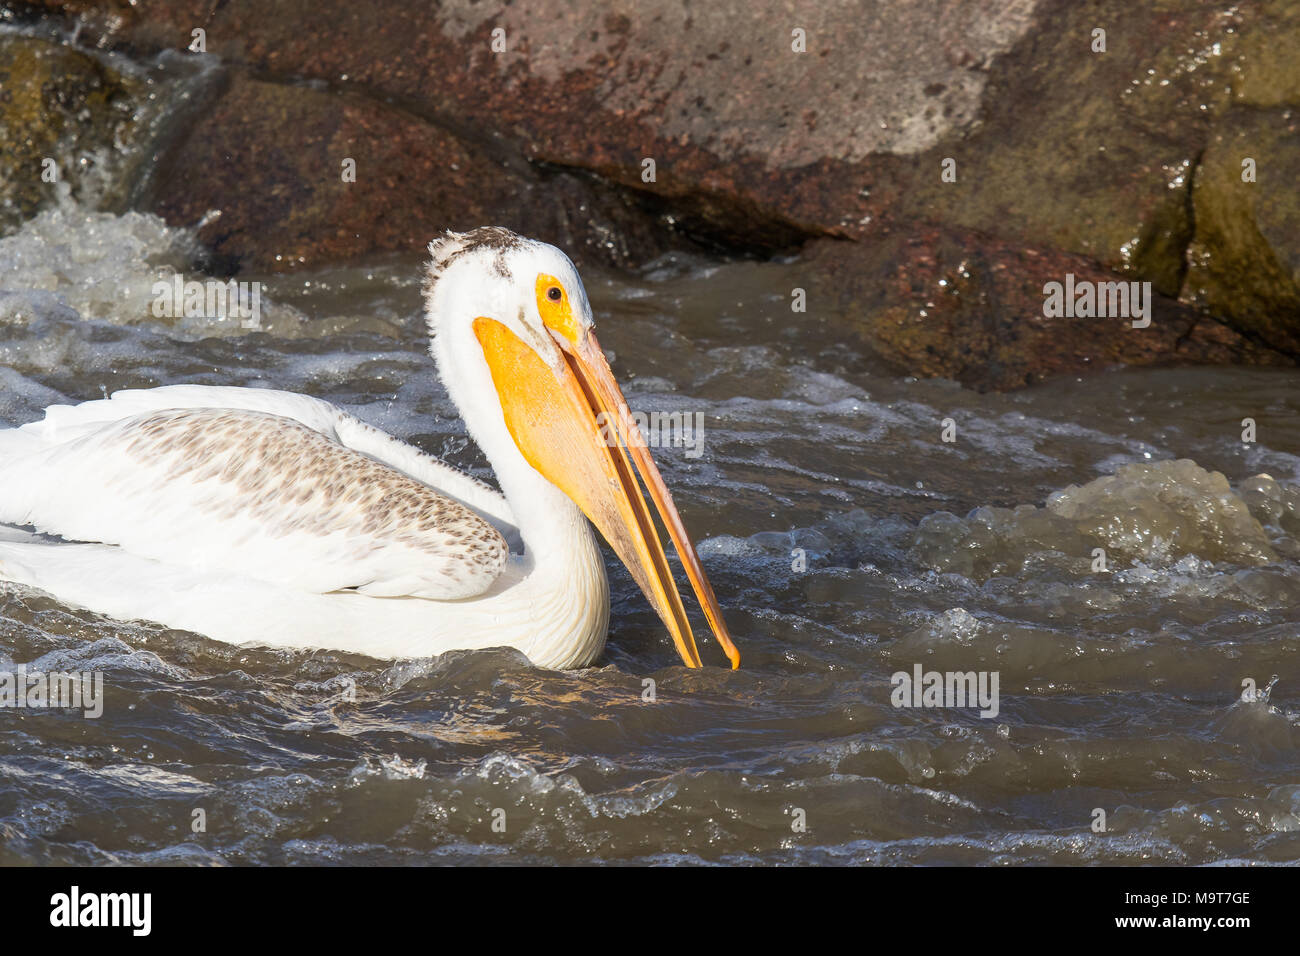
0 228 739 670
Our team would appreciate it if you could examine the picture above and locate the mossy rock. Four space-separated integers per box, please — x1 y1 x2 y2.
898 0 1300 304
1185 106 1300 356
0 33 144 231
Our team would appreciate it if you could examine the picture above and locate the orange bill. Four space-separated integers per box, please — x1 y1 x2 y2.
473 315 739 669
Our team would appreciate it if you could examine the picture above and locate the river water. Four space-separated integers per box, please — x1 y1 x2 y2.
1 153 1299 864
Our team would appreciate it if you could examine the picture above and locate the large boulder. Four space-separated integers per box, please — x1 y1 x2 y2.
20 0 1044 250
10 0 1300 383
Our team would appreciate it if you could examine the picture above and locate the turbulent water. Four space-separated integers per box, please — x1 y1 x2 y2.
1 192 1299 865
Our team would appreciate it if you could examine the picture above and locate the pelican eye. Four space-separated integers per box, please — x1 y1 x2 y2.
536 273 581 343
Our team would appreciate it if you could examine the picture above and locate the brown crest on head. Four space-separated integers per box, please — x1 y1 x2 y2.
425 227 525 298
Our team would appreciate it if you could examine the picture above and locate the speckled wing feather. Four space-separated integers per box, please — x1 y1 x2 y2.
0 403 509 599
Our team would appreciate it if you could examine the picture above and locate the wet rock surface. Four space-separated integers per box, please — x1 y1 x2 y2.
0 30 145 228
1186 105 1300 357
803 229 1284 390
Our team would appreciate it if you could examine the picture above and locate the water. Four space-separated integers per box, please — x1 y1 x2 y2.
2 185 1300 866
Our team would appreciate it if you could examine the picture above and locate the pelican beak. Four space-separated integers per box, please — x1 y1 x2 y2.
473 316 741 669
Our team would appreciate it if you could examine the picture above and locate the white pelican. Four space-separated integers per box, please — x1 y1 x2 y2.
0 227 740 671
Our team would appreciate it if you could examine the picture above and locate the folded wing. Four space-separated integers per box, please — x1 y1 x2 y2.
0 389 511 599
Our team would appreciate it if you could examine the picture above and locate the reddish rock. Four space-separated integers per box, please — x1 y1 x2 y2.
143 72 696 272
806 230 1284 391
24 0 1041 249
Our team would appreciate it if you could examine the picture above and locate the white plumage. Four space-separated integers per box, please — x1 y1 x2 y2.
0 380 609 668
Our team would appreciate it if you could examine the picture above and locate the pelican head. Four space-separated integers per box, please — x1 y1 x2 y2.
423 227 740 669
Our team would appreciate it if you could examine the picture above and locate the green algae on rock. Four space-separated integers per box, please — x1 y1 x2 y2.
0 33 148 231
1185 106 1300 357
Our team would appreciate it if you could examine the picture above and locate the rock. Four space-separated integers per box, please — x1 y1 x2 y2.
894 0 1220 297
144 72 696 272
28 1 1295 264
1184 106 1300 356
18 0 1043 250
803 229 1281 391
0 32 147 230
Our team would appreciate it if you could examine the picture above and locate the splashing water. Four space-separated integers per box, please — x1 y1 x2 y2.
2 189 1299 864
